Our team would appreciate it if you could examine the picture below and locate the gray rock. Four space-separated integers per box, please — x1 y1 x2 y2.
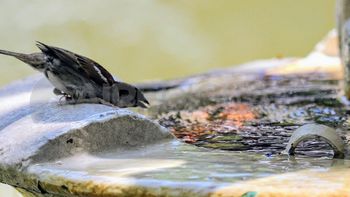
0 75 173 195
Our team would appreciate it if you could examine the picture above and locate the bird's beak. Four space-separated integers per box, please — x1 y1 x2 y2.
136 91 150 108
137 99 150 108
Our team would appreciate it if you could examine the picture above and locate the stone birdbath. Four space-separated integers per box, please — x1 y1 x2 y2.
2 1 350 196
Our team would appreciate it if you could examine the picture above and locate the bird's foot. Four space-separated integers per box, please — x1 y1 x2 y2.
58 95 70 105
53 88 65 96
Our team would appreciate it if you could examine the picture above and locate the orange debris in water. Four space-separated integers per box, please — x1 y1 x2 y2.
164 103 257 143
218 103 256 127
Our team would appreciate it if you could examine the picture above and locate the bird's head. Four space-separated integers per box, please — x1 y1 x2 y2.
113 82 150 108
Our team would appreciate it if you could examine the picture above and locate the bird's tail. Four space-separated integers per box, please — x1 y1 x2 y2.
0 49 46 72
0 49 26 58
0 49 32 64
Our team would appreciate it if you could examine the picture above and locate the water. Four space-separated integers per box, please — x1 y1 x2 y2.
30 141 350 192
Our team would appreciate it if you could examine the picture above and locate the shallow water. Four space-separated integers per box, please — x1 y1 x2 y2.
31 140 350 186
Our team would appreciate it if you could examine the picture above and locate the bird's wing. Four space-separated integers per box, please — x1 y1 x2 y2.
36 41 115 86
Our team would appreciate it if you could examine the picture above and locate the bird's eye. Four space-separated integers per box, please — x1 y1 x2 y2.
119 90 129 96
47 56 54 63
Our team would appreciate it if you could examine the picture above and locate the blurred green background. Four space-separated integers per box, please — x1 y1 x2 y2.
0 0 335 87
0 0 338 196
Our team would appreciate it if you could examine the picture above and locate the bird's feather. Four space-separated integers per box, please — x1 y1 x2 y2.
36 41 115 86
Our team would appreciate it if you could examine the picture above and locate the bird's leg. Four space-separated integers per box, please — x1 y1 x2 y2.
58 95 67 106
54 88 73 105
53 88 73 100
53 88 64 95
64 91 80 105
64 90 90 105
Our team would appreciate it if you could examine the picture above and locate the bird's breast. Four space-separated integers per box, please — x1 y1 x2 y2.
45 70 72 94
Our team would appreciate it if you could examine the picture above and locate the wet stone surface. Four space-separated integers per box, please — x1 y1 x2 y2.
154 72 349 158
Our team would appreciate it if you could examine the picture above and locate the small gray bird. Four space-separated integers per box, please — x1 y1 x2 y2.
0 42 149 108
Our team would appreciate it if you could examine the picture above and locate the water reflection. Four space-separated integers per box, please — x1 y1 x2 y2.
31 140 350 184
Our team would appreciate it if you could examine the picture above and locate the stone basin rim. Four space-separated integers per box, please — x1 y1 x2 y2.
28 109 175 164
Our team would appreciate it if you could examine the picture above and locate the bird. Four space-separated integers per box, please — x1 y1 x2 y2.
0 42 150 108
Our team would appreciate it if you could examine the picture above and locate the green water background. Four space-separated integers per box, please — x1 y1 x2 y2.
0 0 335 87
